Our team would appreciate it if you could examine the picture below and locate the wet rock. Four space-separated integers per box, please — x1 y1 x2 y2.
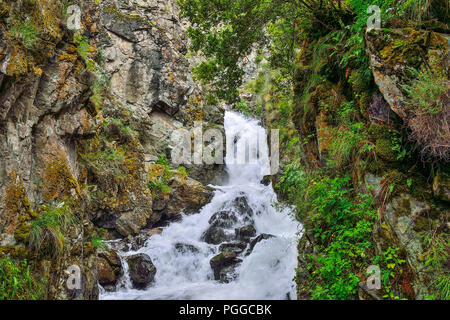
209 211 238 228
261 176 272 186
231 196 254 217
146 228 163 237
175 243 200 254
98 248 123 292
202 226 231 245
98 258 118 291
247 234 275 256
219 242 248 254
210 251 242 282
235 225 256 242
126 253 157 290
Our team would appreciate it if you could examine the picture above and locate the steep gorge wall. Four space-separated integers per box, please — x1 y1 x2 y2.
262 20 449 299
0 0 223 299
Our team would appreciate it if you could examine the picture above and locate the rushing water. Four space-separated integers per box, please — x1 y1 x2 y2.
101 111 301 300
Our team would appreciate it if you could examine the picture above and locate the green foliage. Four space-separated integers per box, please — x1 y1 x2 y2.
423 231 449 271
179 0 352 102
279 165 377 299
402 66 449 116
11 19 38 50
234 101 261 117
304 175 377 299
73 32 109 109
91 233 106 248
148 155 173 199
434 275 450 300
0 257 45 300
327 122 365 169
375 246 406 299
29 202 77 257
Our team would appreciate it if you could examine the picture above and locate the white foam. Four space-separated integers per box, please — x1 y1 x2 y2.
101 111 301 300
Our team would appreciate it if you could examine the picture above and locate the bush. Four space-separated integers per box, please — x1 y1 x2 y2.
281 169 377 300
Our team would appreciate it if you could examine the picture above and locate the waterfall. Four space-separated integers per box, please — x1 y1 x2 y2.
101 111 301 300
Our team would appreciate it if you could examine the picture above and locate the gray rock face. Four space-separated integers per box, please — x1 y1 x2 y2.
383 194 431 298
97 0 225 184
0 0 224 299
126 253 157 290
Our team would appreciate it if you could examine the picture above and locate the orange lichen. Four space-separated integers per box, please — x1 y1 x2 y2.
2 171 33 235
42 150 81 203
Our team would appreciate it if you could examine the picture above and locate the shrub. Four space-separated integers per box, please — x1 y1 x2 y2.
148 155 174 199
286 172 377 299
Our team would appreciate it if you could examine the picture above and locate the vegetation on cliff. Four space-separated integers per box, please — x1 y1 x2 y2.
180 0 449 300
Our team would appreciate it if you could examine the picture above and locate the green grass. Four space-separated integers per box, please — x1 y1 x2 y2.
29 203 77 257
402 66 448 116
11 20 38 50
0 257 45 300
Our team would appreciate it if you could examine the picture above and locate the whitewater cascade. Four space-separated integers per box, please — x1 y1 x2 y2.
101 111 301 300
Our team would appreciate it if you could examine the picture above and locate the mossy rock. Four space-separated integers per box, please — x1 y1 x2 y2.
375 139 398 162
13 222 31 243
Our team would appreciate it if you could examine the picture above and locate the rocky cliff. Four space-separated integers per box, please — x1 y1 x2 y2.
0 0 223 299
265 23 449 299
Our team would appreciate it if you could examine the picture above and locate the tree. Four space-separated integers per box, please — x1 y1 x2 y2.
178 0 354 102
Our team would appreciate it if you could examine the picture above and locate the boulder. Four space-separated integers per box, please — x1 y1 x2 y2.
235 225 256 242
231 196 254 217
126 253 157 290
98 258 117 290
166 174 214 216
247 234 275 256
209 210 238 228
219 242 248 255
98 248 123 291
175 243 200 254
210 251 242 282
202 226 231 245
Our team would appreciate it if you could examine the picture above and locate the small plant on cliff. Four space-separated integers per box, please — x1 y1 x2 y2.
11 19 38 50
401 66 450 160
29 202 77 257
402 67 448 116
91 233 106 249
0 257 45 300
148 155 173 199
